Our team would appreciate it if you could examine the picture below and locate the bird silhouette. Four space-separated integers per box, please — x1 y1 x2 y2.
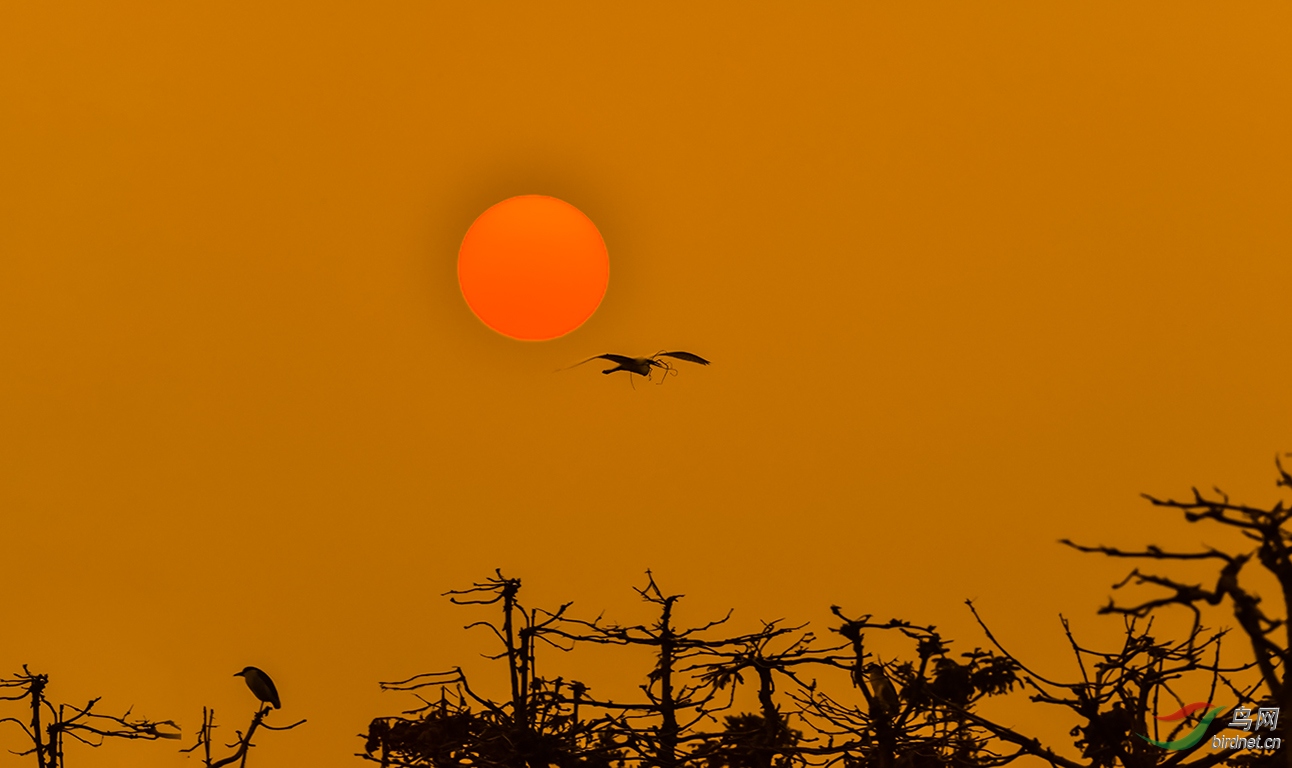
866 663 899 717
564 351 710 383
930 657 972 706
234 666 281 710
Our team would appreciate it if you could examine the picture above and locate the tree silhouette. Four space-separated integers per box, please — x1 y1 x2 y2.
364 545 1290 768
962 603 1258 768
1063 455 1292 767
179 703 306 767
787 607 1021 768
0 666 179 767
361 570 620 768
694 626 818 768
550 572 801 768
362 572 1063 768
10 460 1285 768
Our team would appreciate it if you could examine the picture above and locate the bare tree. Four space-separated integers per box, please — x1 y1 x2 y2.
1063 456 1292 766
0 665 179 768
362 539 1276 768
179 704 306 768
786 607 1022 768
361 570 620 768
962 602 1263 768
363 572 1034 768
694 625 820 768
549 572 796 768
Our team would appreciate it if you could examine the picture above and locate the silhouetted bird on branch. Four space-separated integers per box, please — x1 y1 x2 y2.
563 351 710 384
931 657 972 706
866 663 899 717
235 666 281 710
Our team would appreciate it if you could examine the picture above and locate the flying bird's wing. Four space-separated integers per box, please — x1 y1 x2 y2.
657 351 711 365
561 354 635 371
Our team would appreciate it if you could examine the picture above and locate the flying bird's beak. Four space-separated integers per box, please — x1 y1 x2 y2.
233 671 243 677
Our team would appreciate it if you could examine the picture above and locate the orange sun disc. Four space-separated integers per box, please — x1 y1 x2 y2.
457 195 609 341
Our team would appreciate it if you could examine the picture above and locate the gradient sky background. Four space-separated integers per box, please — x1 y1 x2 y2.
2 3 1291 766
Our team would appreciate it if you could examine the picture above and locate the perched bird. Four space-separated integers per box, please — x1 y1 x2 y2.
564 351 711 382
866 663 899 717
930 657 972 706
234 666 281 710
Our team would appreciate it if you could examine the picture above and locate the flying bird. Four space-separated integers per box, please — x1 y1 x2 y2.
563 351 710 385
234 666 281 710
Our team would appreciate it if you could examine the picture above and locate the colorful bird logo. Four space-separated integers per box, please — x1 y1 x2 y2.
1138 702 1226 750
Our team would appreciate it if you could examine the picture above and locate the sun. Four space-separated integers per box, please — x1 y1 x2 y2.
457 195 610 341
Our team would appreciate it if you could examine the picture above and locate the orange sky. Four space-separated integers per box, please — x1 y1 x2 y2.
2 3 1290 766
